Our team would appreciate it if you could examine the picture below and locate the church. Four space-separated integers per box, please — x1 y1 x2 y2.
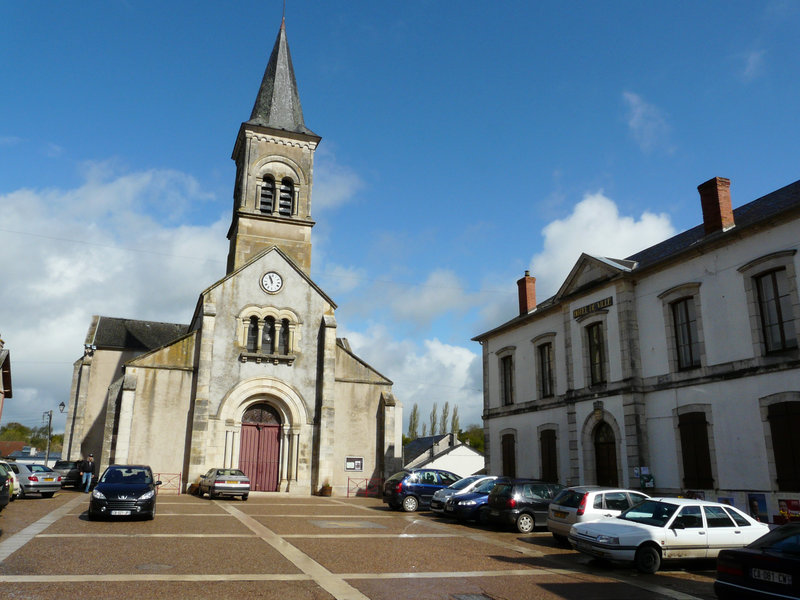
62 20 403 495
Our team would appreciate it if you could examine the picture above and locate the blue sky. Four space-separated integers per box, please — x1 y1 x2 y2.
2 1 800 437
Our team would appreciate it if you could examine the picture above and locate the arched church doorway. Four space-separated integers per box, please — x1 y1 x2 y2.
594 421 618 486
239 403 282 492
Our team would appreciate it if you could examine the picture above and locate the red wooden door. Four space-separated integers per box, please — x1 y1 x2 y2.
239 423 281 492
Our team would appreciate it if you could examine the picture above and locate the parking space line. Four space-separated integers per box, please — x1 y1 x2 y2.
38 533 256 538
0 574 312 583
219 503 371 600
0 494 85 562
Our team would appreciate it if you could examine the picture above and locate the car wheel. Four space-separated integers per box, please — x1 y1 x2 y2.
552 533 569 546
209 489 216 500
401 495 419 512
634 545 661 574
19 486 26 499
196 485 204 498
147 505 156 520
242 494 248 501
516 513 535 534
41 491 55 498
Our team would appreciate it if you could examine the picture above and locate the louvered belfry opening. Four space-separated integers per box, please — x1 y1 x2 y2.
260 177 275 213
279 178 294 216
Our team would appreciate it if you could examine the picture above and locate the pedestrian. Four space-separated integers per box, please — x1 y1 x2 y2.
80 454 96 493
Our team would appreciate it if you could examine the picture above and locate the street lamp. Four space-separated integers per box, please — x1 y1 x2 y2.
58 401 65 413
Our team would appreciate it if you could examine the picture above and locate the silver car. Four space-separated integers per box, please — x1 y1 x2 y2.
547 485 649 543
430 475 497 515
13 463 62 498
197 468 250 500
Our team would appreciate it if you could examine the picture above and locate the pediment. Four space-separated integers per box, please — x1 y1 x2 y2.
554 253 637 301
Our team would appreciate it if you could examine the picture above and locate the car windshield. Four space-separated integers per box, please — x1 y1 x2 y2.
386 471 409 484
449 475 483 491
30 464 54 473
217 469 246 477
54 461 76 469
552 489 586 508
619 500 678 527
474 479 497 494
101 467 152 484
752 527 800 554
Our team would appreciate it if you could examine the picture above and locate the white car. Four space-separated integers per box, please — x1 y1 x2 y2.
547 486 649 543
0 461 20 499
569 497 769 573
430 475 496 515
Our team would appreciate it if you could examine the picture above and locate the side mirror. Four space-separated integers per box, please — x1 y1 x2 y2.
155 481 162 486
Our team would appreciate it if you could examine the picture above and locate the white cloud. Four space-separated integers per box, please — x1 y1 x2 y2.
529 191 675 299
0 167 227 432
343 324 483 430
622 91 672 153
389 269 474 324
312 147 365 211
740 49 766 82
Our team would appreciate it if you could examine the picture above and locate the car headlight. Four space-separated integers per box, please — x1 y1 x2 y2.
596 535 620 545
139 490 155 500
91 489 106 500
461 499 477 506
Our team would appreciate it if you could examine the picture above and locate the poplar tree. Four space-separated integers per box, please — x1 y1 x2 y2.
451 406 460 435
429 402 438 437
440 402 450 435
407 403 419 440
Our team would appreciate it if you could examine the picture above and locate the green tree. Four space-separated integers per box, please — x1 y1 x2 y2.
406 403 419 440
451 406 460 435
458 424 485 454
429 402 438 437
421 423 427 437
440 402 449 435
0 422 32 441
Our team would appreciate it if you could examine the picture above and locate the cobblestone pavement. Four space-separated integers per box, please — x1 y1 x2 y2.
0 489 718 599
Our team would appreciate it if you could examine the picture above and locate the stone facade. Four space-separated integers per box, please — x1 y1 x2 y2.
474 176 800 521
62 21 403 495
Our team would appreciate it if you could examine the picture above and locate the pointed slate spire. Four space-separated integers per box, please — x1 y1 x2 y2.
248 19 315 136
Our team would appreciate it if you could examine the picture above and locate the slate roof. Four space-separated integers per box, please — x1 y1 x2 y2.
248 19 316 136
404 434 449 464
92 317 189 352
474 178 800 340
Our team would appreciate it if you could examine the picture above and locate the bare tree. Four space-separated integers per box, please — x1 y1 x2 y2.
429 402 438 437
440 402 450 435
407 403 419 440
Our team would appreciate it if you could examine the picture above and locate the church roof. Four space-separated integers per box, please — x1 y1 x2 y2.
90 316 189 352
247 19 316 136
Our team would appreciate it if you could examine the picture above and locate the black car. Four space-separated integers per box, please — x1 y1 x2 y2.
383 468 461 512
88 465 161 520
52 460 82 488
487 478 564 533
0 470 10 511
715 522 800 600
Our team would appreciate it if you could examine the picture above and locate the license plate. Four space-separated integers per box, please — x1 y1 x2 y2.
225 481 238 485
752 568 792 585
111 510 131 516
43 478 54 481
445 505 453 511
553 510 567 518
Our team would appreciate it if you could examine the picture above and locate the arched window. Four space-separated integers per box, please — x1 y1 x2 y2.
279 178 294 217
278 318 290 354
260 176 275 214
246 316 258 353
262 317 276 354
242 403 281 425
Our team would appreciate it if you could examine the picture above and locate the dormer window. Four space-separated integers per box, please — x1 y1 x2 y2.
279 178 294 216
260 176 275 214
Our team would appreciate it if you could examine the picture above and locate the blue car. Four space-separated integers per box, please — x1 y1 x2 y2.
443 477 499 523
382 468 461 512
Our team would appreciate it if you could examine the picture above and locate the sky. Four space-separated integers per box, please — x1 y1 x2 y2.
2 1 800 438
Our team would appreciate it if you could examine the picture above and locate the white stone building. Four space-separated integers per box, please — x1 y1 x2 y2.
62 20 403 496
473 176 800 521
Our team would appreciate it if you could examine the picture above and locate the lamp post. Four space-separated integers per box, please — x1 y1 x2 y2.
43 410 53 466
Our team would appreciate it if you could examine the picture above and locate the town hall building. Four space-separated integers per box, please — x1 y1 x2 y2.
62 20 403 495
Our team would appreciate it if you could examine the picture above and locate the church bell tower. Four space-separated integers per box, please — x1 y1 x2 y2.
227 19 321 275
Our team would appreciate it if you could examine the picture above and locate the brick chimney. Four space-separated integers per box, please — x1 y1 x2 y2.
517 271 536 315
698 177 734 235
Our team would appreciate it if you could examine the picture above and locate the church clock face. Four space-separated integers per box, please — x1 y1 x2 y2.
261 271 283 293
